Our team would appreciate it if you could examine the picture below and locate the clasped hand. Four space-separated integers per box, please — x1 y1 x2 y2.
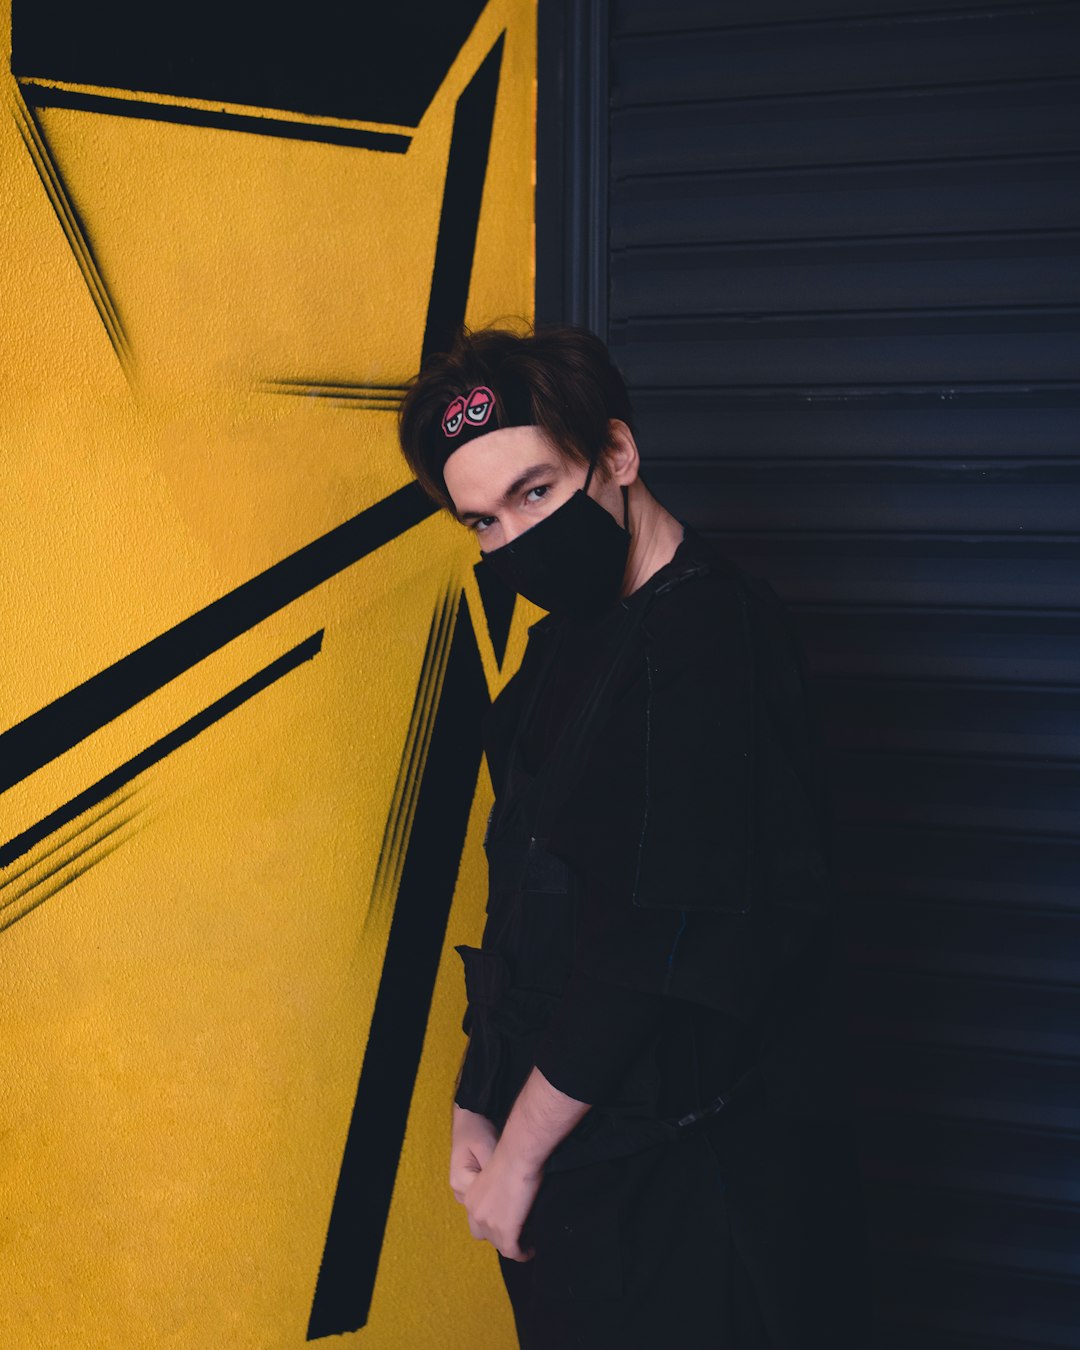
450 1105 542 1262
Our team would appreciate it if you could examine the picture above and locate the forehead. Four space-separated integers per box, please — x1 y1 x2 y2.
441 425 568 500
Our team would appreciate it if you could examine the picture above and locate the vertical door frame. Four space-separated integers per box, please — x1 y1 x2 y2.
535 0 609 338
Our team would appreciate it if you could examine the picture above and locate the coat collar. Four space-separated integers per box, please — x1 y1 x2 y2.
526 518 724 637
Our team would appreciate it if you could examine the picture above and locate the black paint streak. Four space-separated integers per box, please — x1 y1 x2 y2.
10 91 131 370
0 803 147 933
0 483 434 796
421 33 505 364
0 812 147 935
261 380 411 407
305 41 511 1328
11 0 489 129
0 787 140 893
20 82 413 153
307 596 489 1340
367 582 457 934
0 632 323 870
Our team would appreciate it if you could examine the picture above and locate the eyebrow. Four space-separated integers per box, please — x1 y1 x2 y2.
455 462 555 524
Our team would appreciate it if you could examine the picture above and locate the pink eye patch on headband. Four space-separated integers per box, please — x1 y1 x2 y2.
431 375 535 497
442 385 494 437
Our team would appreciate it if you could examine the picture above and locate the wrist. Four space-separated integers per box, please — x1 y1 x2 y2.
496 1089 562 1175
492 1130 546 1181
453 1103 496 1137
453 1102 489 1122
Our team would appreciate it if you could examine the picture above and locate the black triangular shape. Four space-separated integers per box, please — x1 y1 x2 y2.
473 556 517 667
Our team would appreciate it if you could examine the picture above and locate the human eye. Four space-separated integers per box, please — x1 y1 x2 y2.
472 517 494 534
525 484 550 505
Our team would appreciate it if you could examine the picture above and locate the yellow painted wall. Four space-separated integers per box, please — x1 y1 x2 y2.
0 2 537 1344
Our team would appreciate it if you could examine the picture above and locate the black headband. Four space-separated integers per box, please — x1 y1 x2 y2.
432 370 537 494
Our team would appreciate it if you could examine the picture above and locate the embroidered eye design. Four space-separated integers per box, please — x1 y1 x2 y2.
442 396 465 437
465 385 494 426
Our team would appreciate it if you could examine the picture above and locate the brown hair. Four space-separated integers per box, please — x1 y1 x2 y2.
396 319 640 514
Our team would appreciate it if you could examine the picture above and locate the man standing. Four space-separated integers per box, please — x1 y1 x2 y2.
398 322 871 1348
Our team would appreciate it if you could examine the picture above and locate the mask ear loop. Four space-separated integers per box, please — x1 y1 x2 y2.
583 454 632 534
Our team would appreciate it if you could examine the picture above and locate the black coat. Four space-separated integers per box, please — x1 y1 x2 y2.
454 523 871 1343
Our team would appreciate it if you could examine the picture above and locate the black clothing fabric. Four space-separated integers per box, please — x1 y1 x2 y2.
452 521 871 1346
529 964 667 1106
515 579 675 1106
498 1103 869 1350
498 1125 772 1350
454 522 852 1140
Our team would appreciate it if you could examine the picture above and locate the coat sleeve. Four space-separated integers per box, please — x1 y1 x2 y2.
530 965 668 1105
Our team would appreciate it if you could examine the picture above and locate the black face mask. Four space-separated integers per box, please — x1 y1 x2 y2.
478 457 631 619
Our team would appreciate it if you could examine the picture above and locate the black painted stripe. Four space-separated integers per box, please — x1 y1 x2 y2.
367 581 457 933
19 82 412 153
306 36 509 1328
10 91 131 369
0 803 147 931
0 483 434 796
0 632 324 870
307 596 488 1340
421 33 506 363
473 553 517 668
261 380 409 408
263 381 411 396
0 787 140 892
0 813 146 935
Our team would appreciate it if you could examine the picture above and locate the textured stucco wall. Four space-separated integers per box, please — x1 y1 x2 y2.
0 1 537 1344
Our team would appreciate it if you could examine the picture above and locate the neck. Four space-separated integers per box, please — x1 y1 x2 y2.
619 482 686 600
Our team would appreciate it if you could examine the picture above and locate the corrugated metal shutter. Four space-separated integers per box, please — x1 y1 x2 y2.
540 2 1080 1345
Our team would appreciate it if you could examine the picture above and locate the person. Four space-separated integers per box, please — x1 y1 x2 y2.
397 322 872 1349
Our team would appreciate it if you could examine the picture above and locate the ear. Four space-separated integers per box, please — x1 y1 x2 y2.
606 418 641 486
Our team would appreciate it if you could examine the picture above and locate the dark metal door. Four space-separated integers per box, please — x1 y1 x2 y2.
538 3 1080 1345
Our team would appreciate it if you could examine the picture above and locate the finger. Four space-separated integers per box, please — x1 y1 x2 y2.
496 1236 534 1263
468 1217 489 1243
498 1238 534 1262
450 1167 479 1196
